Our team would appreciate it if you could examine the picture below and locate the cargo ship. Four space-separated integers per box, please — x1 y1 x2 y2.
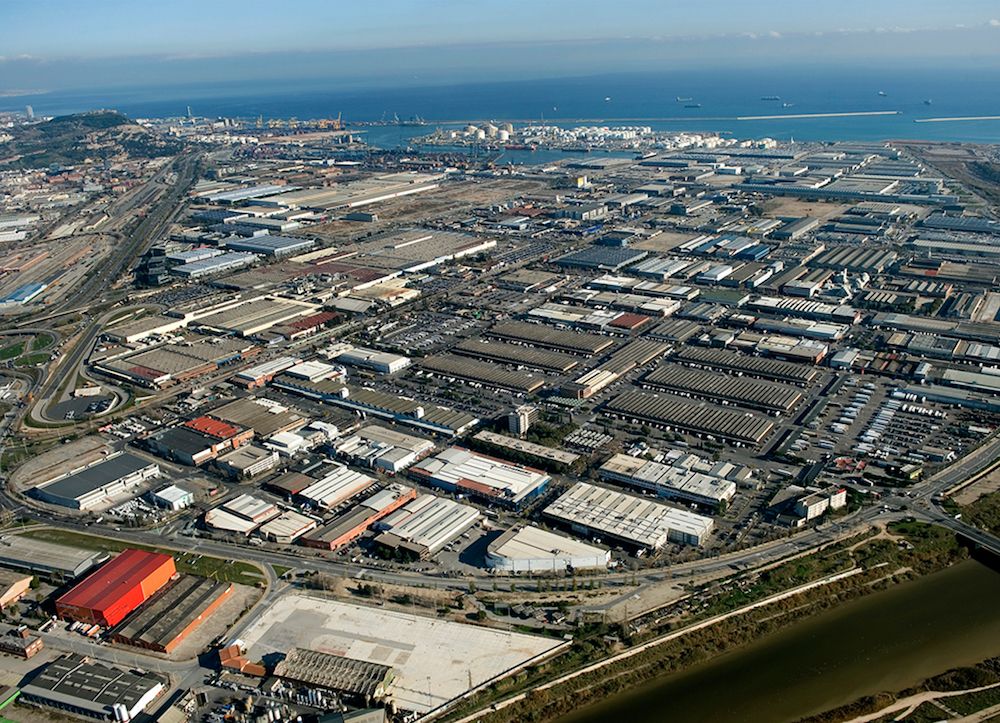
504 143 537 151
761 95 782 101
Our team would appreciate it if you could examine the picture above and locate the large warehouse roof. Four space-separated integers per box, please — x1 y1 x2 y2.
605 389 776 446
378 494 481 554
544 482 713 548
0 536 107 579
34 453 157 506
410 447 550 507
487 320 614 356
300 465 376 509
21 654 164 721
56 549 173 613
486 525 610 572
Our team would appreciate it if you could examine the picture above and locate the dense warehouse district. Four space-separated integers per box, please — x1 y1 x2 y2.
3 101 1000 723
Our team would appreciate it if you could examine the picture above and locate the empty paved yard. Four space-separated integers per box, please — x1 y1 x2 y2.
240 592 565 713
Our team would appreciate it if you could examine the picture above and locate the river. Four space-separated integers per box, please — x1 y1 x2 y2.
558 559 1000 723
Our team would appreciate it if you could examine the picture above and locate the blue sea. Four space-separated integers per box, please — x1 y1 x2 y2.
4 67 1000 148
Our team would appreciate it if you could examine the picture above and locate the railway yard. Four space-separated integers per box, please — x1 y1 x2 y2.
3 112 1000 721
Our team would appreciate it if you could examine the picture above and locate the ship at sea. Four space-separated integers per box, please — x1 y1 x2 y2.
676 96 693 102
761 95 782 101
685 103 702 108
359 112 428 127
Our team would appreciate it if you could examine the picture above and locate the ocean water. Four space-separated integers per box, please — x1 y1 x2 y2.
4 67 1000 146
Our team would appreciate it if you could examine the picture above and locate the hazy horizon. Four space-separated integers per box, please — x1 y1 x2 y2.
3 1 1000 94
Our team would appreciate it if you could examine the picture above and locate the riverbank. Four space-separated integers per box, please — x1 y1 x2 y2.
802 655 1000 722
436 520 977 722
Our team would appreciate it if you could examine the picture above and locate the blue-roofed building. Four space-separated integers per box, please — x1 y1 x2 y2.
1 282 47 304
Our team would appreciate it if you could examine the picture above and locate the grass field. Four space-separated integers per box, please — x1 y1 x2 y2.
0 342 25 360
30 333 54 351
14 352 50 368
21 528 265 586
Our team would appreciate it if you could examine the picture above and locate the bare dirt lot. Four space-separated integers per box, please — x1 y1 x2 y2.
761 198 850 220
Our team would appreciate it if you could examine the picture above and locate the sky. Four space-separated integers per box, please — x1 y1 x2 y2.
2 0 1000 93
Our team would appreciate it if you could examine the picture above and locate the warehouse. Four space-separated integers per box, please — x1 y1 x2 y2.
32 453 161 511
205 494 280 535
207 397 307 439
563 338 668 398
646 318 702 343
807 246 897 273
150 484 194 511
0 536 107 581
605 389 775 447
143 426 225 466
269 172 442 210
410 447 550 509
0 570 32 608
234 356 301 388
195 296 319 337
273 648 394 703
225 234 316 257
453 338 579 373
104 313 187 344
215 445 280 480
300 464 377 510
305 228 495 279
258 510 319 544
171 251 258 279
672 346 818 385
335 425 435 473
20 654 165 721
556 246 647 271
544 482 714 549
285 360 342 382
420 354 547 393
276 380 479 437
497 269 564 293
599 453 737 510
96 336 258 388
56 549 177 627
112 575 233 653
301 484 417 550
333 345 411 374
487 320 614 356
485 525 610 573
642 364 803 414
373 494 481 558
472 431 580 469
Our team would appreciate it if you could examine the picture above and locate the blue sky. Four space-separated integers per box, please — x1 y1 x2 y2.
2 0 1000 91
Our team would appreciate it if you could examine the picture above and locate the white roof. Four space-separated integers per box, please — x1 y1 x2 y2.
258 510 318 540
285 360 340 381
236 356 301 381
300 464 375 509
489 525 609 565
545 482 713 548
379 494 480 553
205 507 259 534
411 447 549 505
223 493 280 523
152 484 192 504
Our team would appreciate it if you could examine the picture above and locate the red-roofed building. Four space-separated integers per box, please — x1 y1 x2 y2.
55 549 176 627
183 416 254 448
609 313 651 331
